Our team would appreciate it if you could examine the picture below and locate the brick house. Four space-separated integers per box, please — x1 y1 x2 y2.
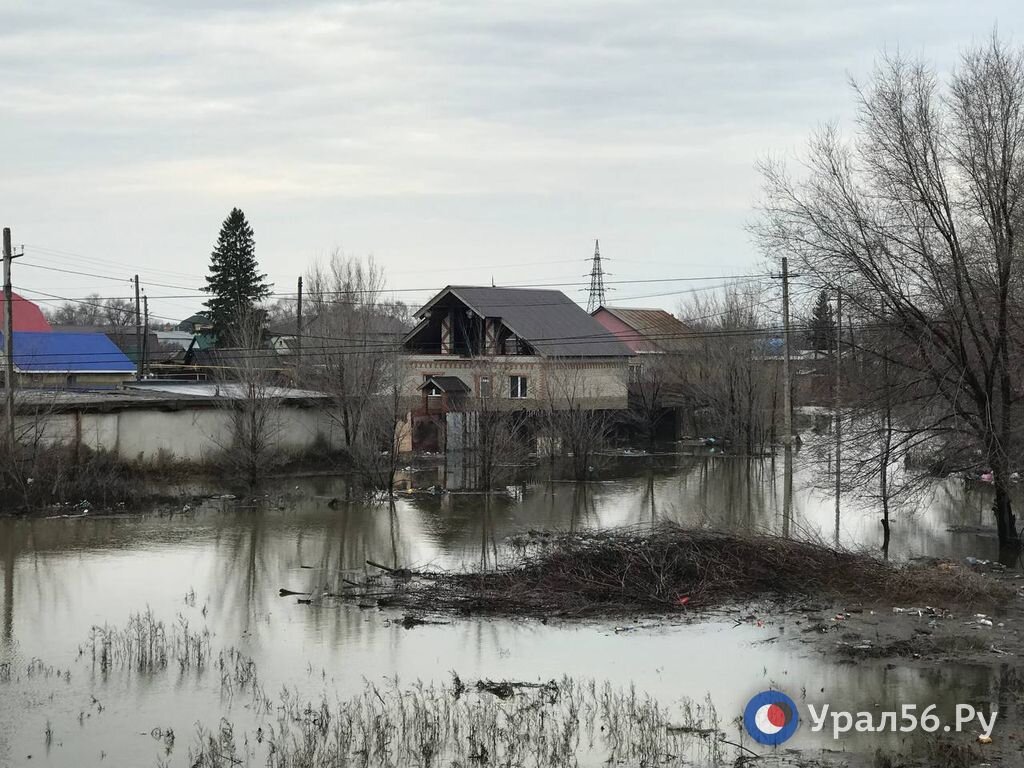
402 286 632 451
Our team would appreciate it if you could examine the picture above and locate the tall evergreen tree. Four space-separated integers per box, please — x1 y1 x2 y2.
204 208 272 345
808 289 836 352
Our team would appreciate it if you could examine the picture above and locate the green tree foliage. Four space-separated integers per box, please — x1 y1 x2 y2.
808 289 836 352
204 208 272 344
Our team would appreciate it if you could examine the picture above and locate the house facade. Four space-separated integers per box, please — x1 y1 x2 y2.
402 286 632 450
1 330 136 388
591 305 693 441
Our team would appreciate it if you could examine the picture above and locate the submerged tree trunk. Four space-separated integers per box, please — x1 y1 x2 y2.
993 472 1018 557
756 36 1024 551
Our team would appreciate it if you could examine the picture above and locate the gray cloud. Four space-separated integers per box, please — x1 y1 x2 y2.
0 0 1019 318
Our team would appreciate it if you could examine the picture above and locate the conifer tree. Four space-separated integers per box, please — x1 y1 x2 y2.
204 208 272 345
808 289 836 353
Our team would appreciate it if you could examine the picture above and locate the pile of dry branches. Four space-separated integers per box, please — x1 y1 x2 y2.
359 524 1008 617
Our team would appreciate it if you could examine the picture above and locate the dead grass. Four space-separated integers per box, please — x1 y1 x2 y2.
355 524 1010 617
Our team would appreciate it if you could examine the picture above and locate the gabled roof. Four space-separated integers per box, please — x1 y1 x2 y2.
2 331 135 374
419 375 470 393
177 313 213 332
0 292 52 332
595 306 690 352
413 286 632 357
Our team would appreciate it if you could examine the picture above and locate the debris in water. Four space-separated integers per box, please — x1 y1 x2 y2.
475 678 559 700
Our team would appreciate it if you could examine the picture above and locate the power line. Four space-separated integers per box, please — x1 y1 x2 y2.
1 318 903 364
23 275 771 304
17 261 202 292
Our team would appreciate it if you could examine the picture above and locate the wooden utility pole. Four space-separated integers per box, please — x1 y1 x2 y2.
142 295 149 379
834 288 842 545
134 275 141 380
781 256 794 446
3 228 14 456
296 275 303 363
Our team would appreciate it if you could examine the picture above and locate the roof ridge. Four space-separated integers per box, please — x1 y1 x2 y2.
601 306 670 312
448 284 568 293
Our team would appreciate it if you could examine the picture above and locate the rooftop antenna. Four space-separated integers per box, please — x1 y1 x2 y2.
584 239 609 312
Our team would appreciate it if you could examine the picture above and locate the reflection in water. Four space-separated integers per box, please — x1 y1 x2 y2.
2 530 12 645
642 467 657 523
0 450 1021 767
0 450 1010 655
782 447 793 539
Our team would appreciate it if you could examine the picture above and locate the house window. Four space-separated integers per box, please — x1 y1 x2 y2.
504 336 527 355
629 363 643 384
509 375 528 399
479 376 492 398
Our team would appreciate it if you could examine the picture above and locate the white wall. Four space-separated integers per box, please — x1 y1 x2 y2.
15 404 344 464
402 355 629 409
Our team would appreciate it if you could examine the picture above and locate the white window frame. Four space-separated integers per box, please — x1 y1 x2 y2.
509 375 528 399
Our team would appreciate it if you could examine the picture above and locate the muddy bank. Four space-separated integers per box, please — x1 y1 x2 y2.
0 442 356 516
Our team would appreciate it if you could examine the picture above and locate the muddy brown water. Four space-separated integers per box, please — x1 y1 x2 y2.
0 451 1017 766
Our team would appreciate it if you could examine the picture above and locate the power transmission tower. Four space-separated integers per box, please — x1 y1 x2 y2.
584 239 609 312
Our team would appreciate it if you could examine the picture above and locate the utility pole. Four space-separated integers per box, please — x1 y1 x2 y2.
296 275 303 365
142 295 150 379
134 275 141 380
3 228 15 456
781 256 794 446
834 288 842 545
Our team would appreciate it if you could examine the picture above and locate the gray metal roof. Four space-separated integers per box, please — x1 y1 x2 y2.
416 286 632 357
419 375 470 393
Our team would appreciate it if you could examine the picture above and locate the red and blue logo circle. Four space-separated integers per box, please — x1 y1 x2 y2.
743 690 799 745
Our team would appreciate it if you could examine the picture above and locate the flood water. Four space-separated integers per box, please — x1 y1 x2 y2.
0 448 1017 767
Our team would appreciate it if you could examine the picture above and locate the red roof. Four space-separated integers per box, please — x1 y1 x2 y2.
0 292 52 332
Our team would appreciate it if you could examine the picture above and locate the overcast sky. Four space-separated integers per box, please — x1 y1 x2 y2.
1 0 1020 323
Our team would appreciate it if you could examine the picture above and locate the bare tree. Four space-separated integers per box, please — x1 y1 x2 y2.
541 362 614 481
346 349 413 499
102 298 135 328
213 309 284 489
678 283 781 454
46 294 104 326
459 362 530 492
263 297 297 325
813 320 922 557
625 354 688 447
305 253 404 454
756 36 1024 550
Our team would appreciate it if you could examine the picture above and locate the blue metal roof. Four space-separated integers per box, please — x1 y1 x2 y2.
1 331 136 373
